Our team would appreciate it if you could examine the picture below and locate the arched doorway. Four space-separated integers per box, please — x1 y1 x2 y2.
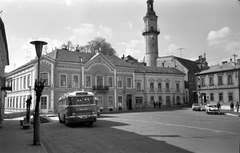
126 94 132 110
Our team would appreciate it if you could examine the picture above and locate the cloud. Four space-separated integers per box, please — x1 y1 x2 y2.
207 27 240 53
164 35 171 41
118 39 144 48
66 24 95 41
207 27 231 46
117 39 144 60
97 25 113 38
119 21 133 29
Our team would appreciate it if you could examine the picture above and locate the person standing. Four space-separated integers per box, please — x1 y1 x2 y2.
230 102 234 111
236 102 239 113
217 102 221 111
158 101 161 109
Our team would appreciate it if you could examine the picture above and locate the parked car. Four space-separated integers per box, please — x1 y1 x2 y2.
192 103 201 111
205 104 219 114
201 104 206 111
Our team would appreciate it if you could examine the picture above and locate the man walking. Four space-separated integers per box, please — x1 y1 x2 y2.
236 102 239 113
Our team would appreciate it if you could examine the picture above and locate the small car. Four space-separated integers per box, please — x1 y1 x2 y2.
192 103 201 111
205 104 219 114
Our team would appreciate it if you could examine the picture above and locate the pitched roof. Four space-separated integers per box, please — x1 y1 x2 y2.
197 62 239 75
135 66 185 75
175 57 200 71
54 49 134 67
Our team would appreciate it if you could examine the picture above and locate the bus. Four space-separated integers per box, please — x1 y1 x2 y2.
58 91 98 126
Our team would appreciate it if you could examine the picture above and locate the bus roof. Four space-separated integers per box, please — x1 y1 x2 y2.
59 91 94 100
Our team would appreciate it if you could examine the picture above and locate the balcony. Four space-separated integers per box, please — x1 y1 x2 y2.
142 28 160 36
0 77 12 91
92 85 109 93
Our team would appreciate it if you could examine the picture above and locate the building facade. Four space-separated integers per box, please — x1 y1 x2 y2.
0 17 10 125
196 61 240 105
5 49 186 113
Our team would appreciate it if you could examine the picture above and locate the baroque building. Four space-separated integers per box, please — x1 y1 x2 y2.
5 49 185 113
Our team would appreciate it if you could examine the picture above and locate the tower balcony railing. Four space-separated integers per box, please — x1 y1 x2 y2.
142 28 160 35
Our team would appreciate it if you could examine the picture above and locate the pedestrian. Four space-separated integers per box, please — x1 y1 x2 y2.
236 102 239 113
158 101 161 109
217 102 221 111
230 102 234 111
153 101 156 108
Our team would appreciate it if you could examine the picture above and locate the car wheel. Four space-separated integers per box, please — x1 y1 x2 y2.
89 122 93 125
58 114 63 123
64 115 69 126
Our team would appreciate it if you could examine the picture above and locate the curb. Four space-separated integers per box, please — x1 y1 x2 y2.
224 113 240 117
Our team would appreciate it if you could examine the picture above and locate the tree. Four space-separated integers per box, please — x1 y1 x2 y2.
77 37 116 55
61 41 75 51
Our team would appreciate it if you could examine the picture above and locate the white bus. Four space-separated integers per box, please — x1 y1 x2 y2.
58 91 98 126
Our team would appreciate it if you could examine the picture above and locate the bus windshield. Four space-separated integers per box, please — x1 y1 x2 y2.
69 96 94 105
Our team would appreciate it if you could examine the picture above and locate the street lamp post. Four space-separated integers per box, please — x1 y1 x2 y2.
30 40 47 145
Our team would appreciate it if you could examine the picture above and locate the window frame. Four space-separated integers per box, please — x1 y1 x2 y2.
59 74 67 87
72 74 80 88
126 77 132 89
85 75 92 88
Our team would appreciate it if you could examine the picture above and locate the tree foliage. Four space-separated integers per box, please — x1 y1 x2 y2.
61 37 116 55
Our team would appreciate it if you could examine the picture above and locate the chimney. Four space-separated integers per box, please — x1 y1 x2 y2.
222 61 228 65
199 55 202 63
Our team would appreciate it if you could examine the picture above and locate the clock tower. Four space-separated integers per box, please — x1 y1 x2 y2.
142 0 160 66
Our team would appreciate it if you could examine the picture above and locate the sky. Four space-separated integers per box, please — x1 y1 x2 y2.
1 0 240 72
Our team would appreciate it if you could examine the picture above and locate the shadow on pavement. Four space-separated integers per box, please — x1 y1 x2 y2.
41 119 193 153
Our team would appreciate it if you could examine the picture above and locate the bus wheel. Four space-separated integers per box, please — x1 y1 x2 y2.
58 114 63 123
64 115 69 126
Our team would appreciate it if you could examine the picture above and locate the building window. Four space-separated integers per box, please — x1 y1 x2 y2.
218 75 223 85
136 81 141 91
158 83 162 91
219 93 223 101
200 77 205 86
85 75 92 87
209 76 214 86
210 93 214 101
166 83 170 91
227 74 232 84
96 75 104 86
23 96 26 109
176 82 180 92
118 96 123 107
16 78 19 91
108 96 113 107
27 74 30 87
72 74 79 87
16 97 18 108
41 72 49 86
23 76 26 89
60 74 67 87
126 77 132 89
20 77 22 90
228 93 233 102
117 77 123 88
150 82 154 92
41 96 47 109
97 96 103 108
158 96 162 104
108 76 113 87
150 96 154 104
